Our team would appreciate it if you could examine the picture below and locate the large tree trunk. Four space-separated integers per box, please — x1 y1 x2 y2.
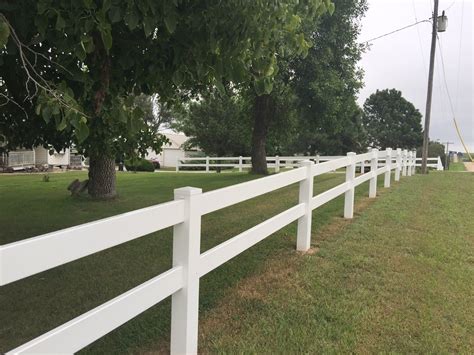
251 94 273 174
88 154 117 199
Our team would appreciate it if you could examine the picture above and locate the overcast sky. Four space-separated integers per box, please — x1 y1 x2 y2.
357 0 473 152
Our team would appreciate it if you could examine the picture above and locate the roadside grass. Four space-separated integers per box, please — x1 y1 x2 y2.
1 170 374 353
449 162 466 171
197 172 474 353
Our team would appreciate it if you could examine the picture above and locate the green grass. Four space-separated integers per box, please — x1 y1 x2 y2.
1 171 472 353
449 162 466 171
198 172 474 353
0 170 370 353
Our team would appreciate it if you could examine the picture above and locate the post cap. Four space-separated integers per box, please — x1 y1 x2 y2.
298 159 314 166
174 186 202 198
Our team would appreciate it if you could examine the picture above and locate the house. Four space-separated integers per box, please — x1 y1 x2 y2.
146 132 198 168
0 147 82 171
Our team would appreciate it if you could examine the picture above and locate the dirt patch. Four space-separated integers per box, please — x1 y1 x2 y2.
464 162 474 172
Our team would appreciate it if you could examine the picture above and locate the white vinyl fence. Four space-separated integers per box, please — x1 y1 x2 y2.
1 148 417 354
415 156 443 171
176 152 443 172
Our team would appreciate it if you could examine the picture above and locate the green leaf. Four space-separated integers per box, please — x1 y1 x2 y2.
100 28 112 53
102 0 111 12
164 13 177 34
55 13 65 31
108 6 121 23
143 16 155 37
35 104 42 116
57 116 68 131
215 79 226 95
0 17 10 47
81 36 95 53
125 10 139 30
75 117 89 143
42 106 52 123
327 2 335 15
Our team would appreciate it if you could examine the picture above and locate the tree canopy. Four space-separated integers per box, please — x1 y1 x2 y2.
362 88 423 150
1 0 334 197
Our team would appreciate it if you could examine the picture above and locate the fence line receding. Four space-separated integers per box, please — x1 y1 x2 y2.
1 148 420 354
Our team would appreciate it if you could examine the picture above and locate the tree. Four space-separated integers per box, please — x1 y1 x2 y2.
1 1 329 197
362 89 423 149
416 141 446 169
287 0 368 155
173 90 251 156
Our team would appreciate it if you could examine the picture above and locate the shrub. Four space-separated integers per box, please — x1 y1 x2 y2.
125 158 155 172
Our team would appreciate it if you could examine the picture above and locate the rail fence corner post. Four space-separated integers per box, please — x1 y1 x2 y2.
412 150 417 175
402 149 408 176
384 148 392 188
171 186 202 355
296 160 314 251
344 152 356 219
275 155 280 173
395 148 402 181
369 148 378 198
205 156 210 173
238 156 243 172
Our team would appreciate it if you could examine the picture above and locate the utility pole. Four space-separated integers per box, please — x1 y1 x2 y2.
442 141 454 170
421 0 439 174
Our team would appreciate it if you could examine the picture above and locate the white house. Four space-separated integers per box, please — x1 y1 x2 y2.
146 132 197 168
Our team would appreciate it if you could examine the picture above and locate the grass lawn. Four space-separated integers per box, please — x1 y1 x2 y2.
1 170 472 353
449 162 466 171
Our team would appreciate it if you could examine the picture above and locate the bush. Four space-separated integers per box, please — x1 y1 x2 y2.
125 158 155 172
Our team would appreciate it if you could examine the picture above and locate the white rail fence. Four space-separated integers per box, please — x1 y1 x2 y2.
415 156 443 171
1 148 417 354
176 152 443 172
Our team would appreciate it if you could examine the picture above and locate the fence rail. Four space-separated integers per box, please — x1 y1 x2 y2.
177 152 443 172
1 148 418 354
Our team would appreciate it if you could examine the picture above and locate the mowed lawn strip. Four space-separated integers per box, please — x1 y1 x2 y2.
1 170 380 353
196 172 474 353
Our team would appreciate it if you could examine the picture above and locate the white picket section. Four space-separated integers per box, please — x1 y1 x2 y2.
1 148 420 354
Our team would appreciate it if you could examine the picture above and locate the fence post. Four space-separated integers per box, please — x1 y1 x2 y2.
407 151 412 177
296 160 314 251
412 150 417 175
344 152 356 219
176 158 180 172
437 156 443 171
369 148 378 198
275 155 280 173
316 154 320 164
402 149 408 176
205 156 210 173
170 187 202 354
384 148 392 188
238 156 243 172
395 148 401 181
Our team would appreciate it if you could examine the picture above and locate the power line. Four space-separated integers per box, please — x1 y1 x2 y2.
436 34 473 161
411 0 428 80
361 19 431 44
455 0 465 109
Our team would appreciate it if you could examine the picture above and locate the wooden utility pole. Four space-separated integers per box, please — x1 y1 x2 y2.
421 0 439 174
